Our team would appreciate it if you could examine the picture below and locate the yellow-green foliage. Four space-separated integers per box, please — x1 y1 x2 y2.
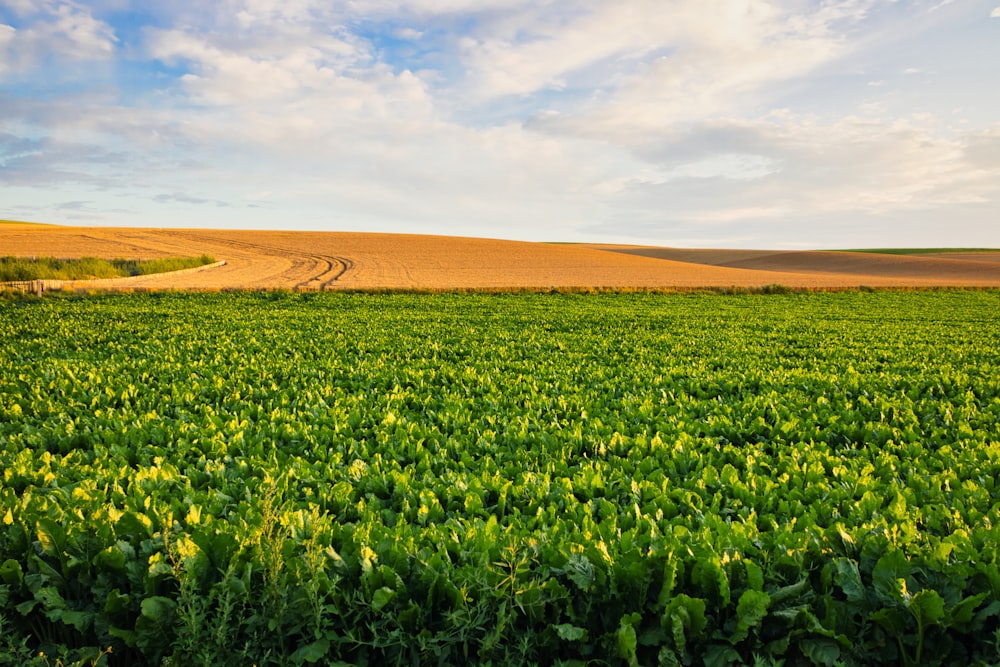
0 255 215 281
1 291 999 666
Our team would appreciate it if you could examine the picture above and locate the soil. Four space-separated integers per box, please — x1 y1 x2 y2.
4 224 1000 291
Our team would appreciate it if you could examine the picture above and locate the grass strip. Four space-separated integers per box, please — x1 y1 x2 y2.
0 255 216 281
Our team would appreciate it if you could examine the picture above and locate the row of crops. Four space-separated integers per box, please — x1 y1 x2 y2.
1 290 999 666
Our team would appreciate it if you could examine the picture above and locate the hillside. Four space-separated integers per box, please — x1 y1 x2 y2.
3 223 1000 290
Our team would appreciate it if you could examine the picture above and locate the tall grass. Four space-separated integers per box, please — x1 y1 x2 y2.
0 255 215 281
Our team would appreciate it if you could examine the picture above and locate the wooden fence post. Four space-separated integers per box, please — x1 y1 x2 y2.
35 280 43 297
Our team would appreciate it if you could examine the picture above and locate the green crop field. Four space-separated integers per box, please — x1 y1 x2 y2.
1 291 999 666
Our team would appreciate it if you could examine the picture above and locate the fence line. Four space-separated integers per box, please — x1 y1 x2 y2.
0 280 44 295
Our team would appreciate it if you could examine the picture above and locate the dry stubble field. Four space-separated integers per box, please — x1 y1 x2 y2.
3 222 1000 291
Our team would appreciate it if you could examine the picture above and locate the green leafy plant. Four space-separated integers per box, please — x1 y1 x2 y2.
1 290 999 665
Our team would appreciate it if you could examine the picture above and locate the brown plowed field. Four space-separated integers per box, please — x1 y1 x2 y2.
585 246 1000 285
3 224 1000 290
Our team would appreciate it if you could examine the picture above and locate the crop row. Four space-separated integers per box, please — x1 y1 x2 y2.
1 291 999 666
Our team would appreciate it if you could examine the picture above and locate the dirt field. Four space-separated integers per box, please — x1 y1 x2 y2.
3 223 1000 290
585 246 1000 285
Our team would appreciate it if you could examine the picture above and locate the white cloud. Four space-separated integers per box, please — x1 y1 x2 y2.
611 112 1000 237
0 1 116 76
930 0 958 11
345 0 537 14
455 0 866 103
992 7 1000 17
142 28 439 161
147 29 362 105
0 24 16 58
502 1 880 143
2 0 41 15
394 27 424 40
653 153 781 182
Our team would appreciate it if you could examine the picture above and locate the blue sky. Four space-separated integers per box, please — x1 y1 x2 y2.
2 0 999 248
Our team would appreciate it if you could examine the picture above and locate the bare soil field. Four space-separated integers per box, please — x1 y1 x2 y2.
3 223 1000 290
582 245 1000 287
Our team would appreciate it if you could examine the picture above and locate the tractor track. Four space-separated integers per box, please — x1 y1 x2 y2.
161 230 354 290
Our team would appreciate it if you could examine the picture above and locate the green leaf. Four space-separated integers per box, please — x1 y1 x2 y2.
105 589 131 615
59 609 93 633
703 644 741 667
835 523 855 549
975 600 1000 628
35 586 67 612
872 607 907 635
225 572 248 597
291 637 331 664
832 558 866 606
36 519 66 558
733 589 770 642
134 596 178 659
0 559 23 587
371 586 395 611
555 624 588 642
115 512 153 540
658 645 682 667
140 595 177 622
656 558 678 610
744 560 764 592
565 553 596 591
872 550 910 605
770 578 810 606
908 589 945 626
29 553 65 588
638 624 668 647
616 620 638 665
692 555 730 605
191 528 238 569
95 546 127 572
107 625 136 646
16 598 38 615
664 594 707 656
949 592 987 628
800 638 842 666
398 602 421 632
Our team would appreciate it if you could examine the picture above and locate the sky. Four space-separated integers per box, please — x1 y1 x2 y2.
1 0 999 249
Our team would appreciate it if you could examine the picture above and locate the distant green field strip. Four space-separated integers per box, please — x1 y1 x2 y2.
1 291 999 665
834 247 999 255
0 255 216 281
0 219 50 225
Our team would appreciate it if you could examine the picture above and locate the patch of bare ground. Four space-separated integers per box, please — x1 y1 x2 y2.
582 245 1000 287
4 224 1000 291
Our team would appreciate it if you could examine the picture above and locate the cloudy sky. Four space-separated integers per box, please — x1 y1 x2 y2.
2 0 999 248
